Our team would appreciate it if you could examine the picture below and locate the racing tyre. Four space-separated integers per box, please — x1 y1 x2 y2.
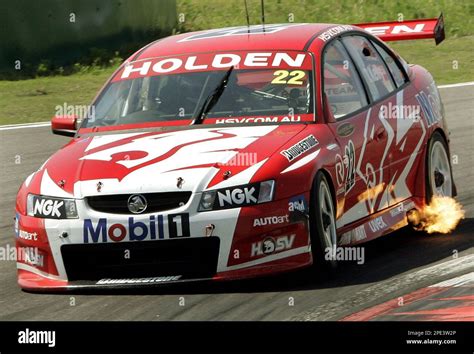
309 171 338 271
426 131 453 201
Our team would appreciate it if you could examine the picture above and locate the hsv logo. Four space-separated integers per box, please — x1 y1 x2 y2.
83 214 190 243
251 234 296 257
31 196 65 219
281 135 318 161
215 184 260 209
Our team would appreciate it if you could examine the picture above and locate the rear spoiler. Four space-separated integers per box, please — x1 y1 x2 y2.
354 14 445 45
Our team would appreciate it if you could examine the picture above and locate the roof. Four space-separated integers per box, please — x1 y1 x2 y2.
134 23 337 61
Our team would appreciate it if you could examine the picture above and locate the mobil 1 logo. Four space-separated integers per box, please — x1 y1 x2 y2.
168 213 190 238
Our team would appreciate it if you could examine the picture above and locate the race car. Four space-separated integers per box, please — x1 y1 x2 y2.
15 16 455 290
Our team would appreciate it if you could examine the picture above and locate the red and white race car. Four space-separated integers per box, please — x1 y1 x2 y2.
15 17 455 290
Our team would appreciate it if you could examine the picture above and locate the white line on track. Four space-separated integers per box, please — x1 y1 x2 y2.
437 81 474 89
0 122 50 131
1 82 473 131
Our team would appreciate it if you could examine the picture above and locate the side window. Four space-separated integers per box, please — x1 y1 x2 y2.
371 41 406 87
323 40 368 119
342 36 396 101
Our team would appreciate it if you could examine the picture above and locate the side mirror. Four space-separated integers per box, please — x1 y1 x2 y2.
322 93 335 122
51 115 78 137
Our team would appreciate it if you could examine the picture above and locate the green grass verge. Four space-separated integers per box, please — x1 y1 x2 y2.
390 36 474 84
176 0 474 37
0 68 115 125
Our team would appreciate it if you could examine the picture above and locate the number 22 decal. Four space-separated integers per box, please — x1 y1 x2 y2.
271 70 306 85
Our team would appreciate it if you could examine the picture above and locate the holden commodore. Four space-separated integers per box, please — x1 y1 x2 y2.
14 17 456 290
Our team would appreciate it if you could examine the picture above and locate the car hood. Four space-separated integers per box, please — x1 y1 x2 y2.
32 125 308 198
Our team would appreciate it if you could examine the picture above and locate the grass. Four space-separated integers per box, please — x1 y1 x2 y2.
0 0 473 125
389 36 474 84
0 68 115 125
176 0 474 37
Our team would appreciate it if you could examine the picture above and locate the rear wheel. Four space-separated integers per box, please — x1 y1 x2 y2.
426 132 453 201
309 171 337 270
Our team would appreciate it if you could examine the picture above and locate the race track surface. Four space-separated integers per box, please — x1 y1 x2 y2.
0 85 472 321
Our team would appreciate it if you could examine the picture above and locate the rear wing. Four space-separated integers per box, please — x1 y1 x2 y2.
354 14 445 45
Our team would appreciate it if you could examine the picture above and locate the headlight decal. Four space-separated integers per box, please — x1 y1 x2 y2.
199 180 275 211
27 194 78 219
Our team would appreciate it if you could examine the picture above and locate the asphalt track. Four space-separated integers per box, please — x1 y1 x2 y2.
0 85 472 321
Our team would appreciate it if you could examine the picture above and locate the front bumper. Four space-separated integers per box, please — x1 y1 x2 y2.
15 193 313 291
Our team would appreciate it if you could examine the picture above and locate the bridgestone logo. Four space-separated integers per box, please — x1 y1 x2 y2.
96 276 182 285
280 135 318 161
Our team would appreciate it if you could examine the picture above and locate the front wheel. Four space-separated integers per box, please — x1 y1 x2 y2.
309 171 338 270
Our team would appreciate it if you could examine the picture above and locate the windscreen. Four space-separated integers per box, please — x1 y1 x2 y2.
84 51 314 129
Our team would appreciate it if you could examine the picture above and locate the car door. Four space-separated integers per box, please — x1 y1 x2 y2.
368 39 425 207
322 39 389 231
340 34 408 216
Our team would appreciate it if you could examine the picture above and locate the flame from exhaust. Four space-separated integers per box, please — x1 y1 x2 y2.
407 196 465 234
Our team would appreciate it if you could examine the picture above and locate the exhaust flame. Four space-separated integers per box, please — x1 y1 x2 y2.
407 196 465 234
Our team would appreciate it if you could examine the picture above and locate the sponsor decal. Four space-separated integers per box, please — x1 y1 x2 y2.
31 196 66 219
318 25 353 42
215 184 260 210
120 51 310 79
288 194 307 212
415 84 442 127
340 224 367 244
390 200 417 217
335 140 356 194
18 328 55 348
368 216 387 233
215 115 302 124
96 276 182 285
18 230 38 241
281 135 319 161
336 122 355 137
362 23 426 36
83 213 190 243
253 215 289 227
251 234 295 257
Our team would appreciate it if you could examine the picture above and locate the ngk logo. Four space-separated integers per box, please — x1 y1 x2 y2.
251 234 295 257
33 198 64 218
217 187 257 207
